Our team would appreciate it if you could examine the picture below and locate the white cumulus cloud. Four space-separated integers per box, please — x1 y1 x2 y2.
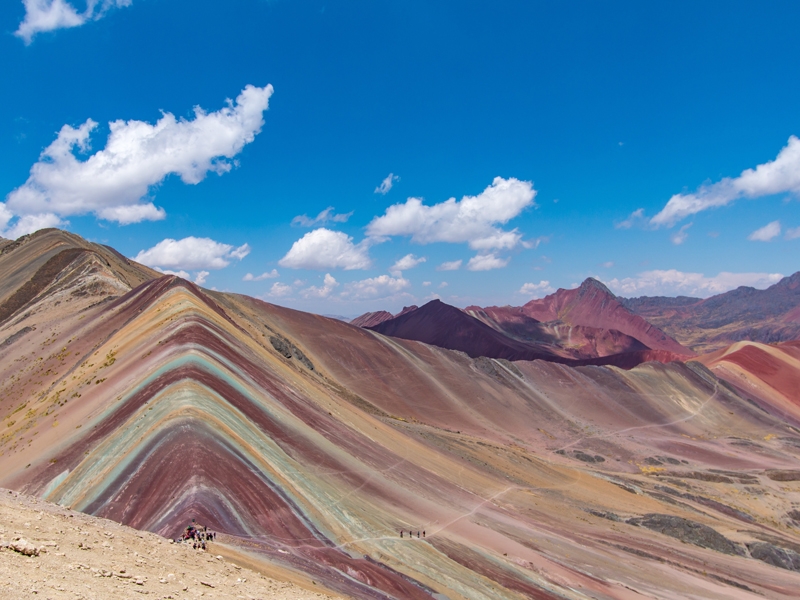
279 228 372 270
389 254 426 276
16 0 132 44
0 212 65 239
467 253 509 271
366 177 536 250
2 84 272 235
652 136 800 227
605 269 784 298
155 268 191 280
342 275 411 301
268 282 293 298
375 173 399 195
786 226 800 240
194 271 209 285
134 237 250 271
519 280 554 298
243 269 279 281
302 273 339 299
291 207 353 227
747 220 781 242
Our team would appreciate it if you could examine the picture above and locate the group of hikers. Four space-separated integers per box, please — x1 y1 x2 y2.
399 529 425 539
178 520 216 551
178 519 427 549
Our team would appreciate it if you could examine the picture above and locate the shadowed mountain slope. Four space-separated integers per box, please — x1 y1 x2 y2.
622 273 800 353
1 230 800 598
367 299 688 369
367 299 563 362
355 279 692 367
351 306 419 328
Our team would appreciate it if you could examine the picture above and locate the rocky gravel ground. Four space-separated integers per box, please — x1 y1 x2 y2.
0 489 336 600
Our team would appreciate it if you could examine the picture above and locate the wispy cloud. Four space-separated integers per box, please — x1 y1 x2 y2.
389 254 426 276
467 253 509 271
374 173 399 195
615 208 647 229
651 136 800 227
519 280 554 298
437 260 462 271
670 223 692 245
291 207 352 227
747 220 781 242
243 269 279 281
341 274 411 301
605 269 783 297
522 236 549 249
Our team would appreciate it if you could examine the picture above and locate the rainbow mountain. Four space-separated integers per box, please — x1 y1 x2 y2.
1 229 800 599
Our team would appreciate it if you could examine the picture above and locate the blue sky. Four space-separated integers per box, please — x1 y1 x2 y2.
1 1 799 316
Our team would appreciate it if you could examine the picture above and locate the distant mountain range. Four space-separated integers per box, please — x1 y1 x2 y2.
355 274 800 367
366 295 687 369
620 272 800 353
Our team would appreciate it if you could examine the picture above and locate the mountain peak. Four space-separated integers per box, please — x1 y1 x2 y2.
776 271 800 290
579 277 615 297
350 310 394 328
519 277 692 355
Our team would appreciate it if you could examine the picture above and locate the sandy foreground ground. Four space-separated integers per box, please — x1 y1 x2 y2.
0 489 338 600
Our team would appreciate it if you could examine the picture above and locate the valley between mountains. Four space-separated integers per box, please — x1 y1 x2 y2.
1 229 800 599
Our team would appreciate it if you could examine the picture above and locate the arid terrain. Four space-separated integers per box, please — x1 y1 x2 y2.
1 229 800 598
0 488 336 599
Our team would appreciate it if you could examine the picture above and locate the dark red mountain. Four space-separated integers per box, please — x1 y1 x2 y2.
464 304 650 359
512 278 692 355
367 299 560 362
366 299 688 369
350 310 394 328
351 305 419 328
